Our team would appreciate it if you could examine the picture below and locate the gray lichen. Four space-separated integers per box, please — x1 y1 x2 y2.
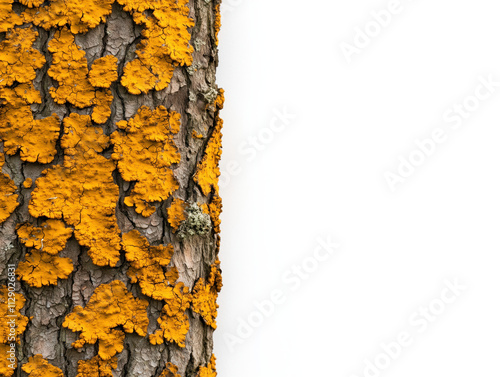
177 203 211 240
201 85 219 103
193 38 206 51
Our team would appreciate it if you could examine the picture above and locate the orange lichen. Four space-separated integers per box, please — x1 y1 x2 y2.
122 230 191 346
23 178 33 189
0 84 60 164
0 83 41 104
0 153 18 224
0 28 45 87
213 89 224 110
92 89 113 124
145 0 194 66
0 287 29 376
0 33 55 163
47 29 96 108
62 280 149 360
191 262 222 329
17 220 73 255
167 198 187 232
194 91 224 196
120 60 158 95
0 176 18 223
214 3 221 46
17 250 74 287
197 354 217 377
0 0 23 33
192 131 204 139
123 230 178 300
18 0 44 7
160 362 181 377
0 344 15 377
22 355 63 377
76 355 117 377
61 113 110 156
89 56 118 88
111 106 181 217
46 29 114 124
150 282 191 347
29 114 122 267
201 194 222 234
0 287 29 344
119 0 194 94
25 0 114 34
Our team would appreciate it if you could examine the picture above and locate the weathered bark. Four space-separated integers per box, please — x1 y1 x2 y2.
0 1 222 376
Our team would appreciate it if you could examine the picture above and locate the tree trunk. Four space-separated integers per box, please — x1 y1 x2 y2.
0 1 222 376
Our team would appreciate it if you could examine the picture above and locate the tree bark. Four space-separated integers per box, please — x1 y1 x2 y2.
0 1 222 376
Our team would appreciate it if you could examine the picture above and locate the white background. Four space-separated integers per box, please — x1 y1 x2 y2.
214 0 500 376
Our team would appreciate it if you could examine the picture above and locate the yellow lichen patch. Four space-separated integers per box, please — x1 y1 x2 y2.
92 89 113 124
46 30 116 121
63 280 149 360
0 171 18 224
119 0 194 94
120 35 175 94
0 287 29 376
76 355 117 377
214 3 221 46
98 330 125 361
111 106 181 217
160 362 181 377
214 89 224 110
123 230 178 300
17 250 74 287
17 220 73 255
197 354 217 377
148 0 194 66
89 56 119 88
0 344 15 377
120 60 157 95
0 153 18 224
167 198 187 232
29 114 122 267
25 0 114 34
201 193 222 234
23 178 33 189
192 131 204 139
29 160 121 266
0 83 41 105
194 117 222 196
0 0 23 33
18 0 44 7
0 287 29 344
47 29 95 108
194 90 224 196
0 86 60 163
0 28 45 87
150 282 191 348
61 113 110 156
191 262 222 329
22 355 63 377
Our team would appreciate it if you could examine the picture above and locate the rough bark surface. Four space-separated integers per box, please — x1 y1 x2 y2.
0 1 222 376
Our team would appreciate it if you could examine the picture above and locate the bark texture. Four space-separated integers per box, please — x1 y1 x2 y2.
0 1 222 376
